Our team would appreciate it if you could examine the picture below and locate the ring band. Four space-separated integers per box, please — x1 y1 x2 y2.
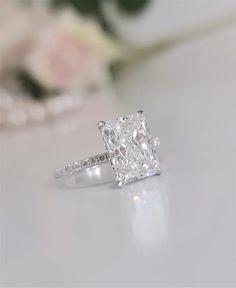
54 152 109 179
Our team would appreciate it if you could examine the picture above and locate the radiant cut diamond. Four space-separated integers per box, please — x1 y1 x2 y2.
98 111 160 186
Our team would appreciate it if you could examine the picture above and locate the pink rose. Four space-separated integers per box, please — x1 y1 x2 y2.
25 10 123 91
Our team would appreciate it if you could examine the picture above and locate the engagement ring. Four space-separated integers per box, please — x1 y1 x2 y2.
54 111 161 187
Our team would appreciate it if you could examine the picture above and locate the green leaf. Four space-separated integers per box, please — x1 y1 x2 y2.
116 0 150 14
17 70 53 100
51 0 113 33
52 0 100 14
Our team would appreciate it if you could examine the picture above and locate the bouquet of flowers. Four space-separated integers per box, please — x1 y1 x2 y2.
0 0 149 128
1 0 234 128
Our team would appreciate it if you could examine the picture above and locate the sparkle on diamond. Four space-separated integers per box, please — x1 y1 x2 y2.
98 111 160 186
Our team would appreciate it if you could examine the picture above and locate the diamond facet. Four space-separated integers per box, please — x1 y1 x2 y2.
98 111 160 186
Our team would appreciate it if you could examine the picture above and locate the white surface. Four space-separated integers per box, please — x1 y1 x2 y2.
104 0 236 46
1 10 236 288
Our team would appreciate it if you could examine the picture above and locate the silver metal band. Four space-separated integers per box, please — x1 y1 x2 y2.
54 152 109 179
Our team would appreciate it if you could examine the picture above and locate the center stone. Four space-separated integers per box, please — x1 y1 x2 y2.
98 111 160 186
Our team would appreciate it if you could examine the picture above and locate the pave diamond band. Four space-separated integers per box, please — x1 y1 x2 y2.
54 111 161 187
54 152 109 179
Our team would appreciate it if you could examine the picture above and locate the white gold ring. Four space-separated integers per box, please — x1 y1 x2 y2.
54 111 161 187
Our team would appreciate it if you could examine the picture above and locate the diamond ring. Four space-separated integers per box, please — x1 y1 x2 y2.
54 111 161 187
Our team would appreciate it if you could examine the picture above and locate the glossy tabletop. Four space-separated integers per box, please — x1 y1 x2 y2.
1 4 236 287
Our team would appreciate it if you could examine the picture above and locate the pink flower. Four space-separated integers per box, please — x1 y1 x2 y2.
0 1 49 76
25 10 123 91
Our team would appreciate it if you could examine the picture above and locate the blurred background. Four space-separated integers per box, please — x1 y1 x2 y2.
1 0 236 287
0 0 235 129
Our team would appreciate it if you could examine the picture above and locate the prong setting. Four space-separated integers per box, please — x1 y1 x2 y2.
152 137 160 147
137 110 144 116
98 120 106 130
